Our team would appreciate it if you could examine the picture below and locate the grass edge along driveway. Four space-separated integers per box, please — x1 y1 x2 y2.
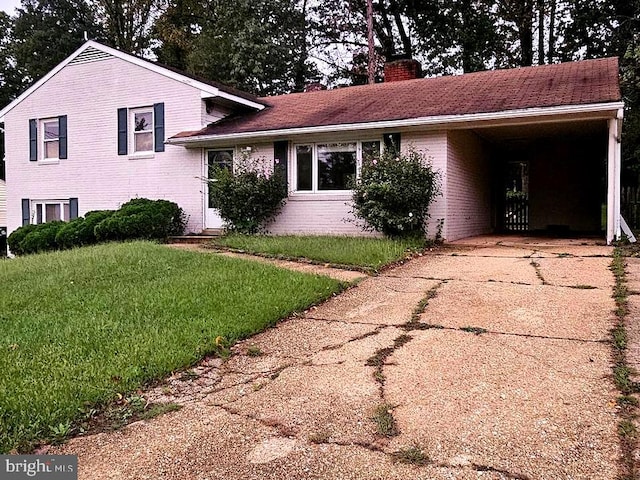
0 241 344 453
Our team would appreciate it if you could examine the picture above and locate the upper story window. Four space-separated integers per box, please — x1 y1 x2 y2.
294 140 381 193
132 108 153 153
117 103 165 157
28 115 67 162
42 119 60 159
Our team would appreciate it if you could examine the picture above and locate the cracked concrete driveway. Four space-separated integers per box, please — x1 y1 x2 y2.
50 240 621 479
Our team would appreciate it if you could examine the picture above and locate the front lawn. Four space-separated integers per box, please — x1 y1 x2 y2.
0 241 343 452
211 234 426 271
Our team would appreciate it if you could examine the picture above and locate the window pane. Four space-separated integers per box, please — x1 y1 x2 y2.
134 112 152 132
134 132 153 152
362 141 381 163
45 203 61 222
44 121 59 140
317 143 356 190
36 204 43 224
296 145 312 191
63 203 70 221
45 140 59 159
208 150 233 173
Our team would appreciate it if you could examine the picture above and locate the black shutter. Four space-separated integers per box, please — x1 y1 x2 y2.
383 132 401 156
29 119 37 161
21 199 30 225
273 141 288 188
58 115 67 159
69 197 78 220
153 103 165 152
117 108 128 155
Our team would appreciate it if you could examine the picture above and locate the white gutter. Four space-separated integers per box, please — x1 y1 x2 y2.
167 101 625 146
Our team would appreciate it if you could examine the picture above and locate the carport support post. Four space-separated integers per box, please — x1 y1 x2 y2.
607 111 623 244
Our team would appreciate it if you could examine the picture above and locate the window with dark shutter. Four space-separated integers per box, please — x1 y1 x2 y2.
274 141 288 188
153 103 165 152
21 199 30 225
58 115 68 159
383 133 401 156
69 197 78 219
29 119 37 161
117 108 128 155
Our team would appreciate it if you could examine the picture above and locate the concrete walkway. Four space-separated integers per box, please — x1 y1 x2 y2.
51 242 620 479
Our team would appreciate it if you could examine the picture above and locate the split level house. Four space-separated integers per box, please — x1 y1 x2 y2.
0 41 625 244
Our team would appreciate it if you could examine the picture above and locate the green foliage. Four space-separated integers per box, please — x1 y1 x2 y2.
351 149 440 238
7 224 39 256
94 198 186 241
55 210 115 249
212 234 425 271
19 221 66 255
0 241 343 452
208 158 288 234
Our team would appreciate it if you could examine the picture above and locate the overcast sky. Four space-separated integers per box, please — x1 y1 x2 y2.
0 0 20 15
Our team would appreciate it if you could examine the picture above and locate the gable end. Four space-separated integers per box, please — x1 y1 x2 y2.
68 46 114 65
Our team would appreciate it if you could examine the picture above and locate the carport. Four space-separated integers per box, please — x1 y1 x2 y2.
463 106 623 243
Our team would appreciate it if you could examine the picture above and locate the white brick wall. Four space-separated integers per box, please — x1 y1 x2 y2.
5 56 205 235
445 129 492 240
0 179 5 227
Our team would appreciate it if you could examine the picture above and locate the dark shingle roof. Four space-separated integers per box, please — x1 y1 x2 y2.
172 57 621 139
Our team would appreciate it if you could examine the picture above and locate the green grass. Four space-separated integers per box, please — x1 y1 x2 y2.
0 241 343 452
211 234 427 271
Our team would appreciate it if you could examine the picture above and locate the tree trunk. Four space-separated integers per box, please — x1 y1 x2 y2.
367 0 375 83
537 0 544 64
547 0 555 63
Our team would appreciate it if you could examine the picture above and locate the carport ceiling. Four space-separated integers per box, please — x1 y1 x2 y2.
471 119 607 147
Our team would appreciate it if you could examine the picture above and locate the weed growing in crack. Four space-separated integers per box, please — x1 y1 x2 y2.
373 403 398 437
460 326 488 335
529 260 548 285
571 284 597 290
609 248 639 480
138 403 181 421
308 431 331 444
391 444 431 465
619 420 638 438
246 345 263 357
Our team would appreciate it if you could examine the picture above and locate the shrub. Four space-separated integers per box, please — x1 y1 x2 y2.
351 148 440 237
20 221 66 255
208 157 288 234
7 224 39 256
94 199 185 241
56 211 115 250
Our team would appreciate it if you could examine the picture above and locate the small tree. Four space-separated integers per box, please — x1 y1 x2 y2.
351 148 440 237
208 151 288 234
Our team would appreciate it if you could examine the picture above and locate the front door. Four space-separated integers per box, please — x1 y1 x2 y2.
205 149 233 229
504 161 529 232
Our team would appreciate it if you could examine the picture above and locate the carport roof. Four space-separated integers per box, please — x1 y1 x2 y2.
170 57 621 141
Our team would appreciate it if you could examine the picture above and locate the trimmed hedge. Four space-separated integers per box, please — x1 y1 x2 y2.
8 199 185 256
20 221 66 255
55 210 115 249
94 199 186 241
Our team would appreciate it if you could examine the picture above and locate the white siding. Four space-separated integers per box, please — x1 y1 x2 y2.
5 56 205 235
445 129 492 240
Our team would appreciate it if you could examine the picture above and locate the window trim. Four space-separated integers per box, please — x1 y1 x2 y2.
291 139 381 194
40 117 60 163
31 199 70 224
130 107 155 156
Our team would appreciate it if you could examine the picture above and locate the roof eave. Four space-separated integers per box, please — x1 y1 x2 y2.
167 101 625 147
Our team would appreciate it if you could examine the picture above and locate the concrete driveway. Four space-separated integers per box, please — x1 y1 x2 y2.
52 240 620 479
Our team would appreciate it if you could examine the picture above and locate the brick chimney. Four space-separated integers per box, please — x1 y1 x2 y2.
384 59 422 82
304 82 327 92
